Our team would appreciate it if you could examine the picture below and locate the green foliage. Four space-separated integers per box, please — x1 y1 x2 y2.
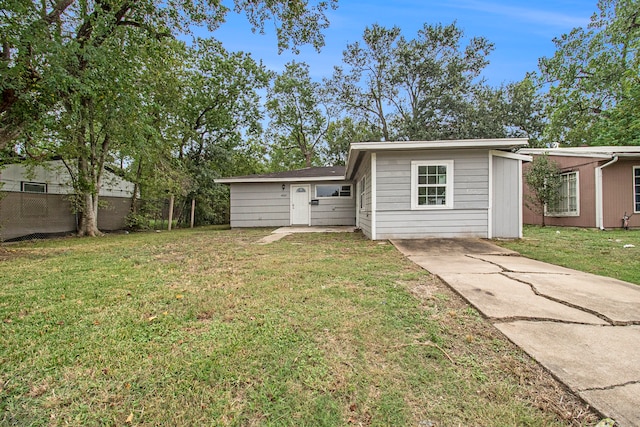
536 0 640 146
322 118 380 165
524 155 562 226
266 61 334 169
327 22 542 142
1 0 333 234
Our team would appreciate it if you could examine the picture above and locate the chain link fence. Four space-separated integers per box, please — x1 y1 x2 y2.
0 192 230 242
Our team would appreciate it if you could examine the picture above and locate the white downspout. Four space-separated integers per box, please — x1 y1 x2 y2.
595 155 619 230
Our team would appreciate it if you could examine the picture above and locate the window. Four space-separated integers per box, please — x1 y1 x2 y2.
359 176 366 210
411 160 453 209
547 171 579 216
21 181 47 193
316 184 352 198
634 167 640 213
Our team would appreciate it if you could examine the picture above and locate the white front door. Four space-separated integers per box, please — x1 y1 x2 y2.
291 185 310 225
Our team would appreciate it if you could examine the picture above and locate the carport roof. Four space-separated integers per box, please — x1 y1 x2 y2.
215 166 346 183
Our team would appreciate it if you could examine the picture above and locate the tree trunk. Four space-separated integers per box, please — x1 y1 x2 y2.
78 192 101 237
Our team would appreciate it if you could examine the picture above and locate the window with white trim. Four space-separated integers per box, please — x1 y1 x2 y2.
315 184 352 198
21 181 47 193
411 160 453 209
547 171 579 216
634 167 640 213
359 176 366 210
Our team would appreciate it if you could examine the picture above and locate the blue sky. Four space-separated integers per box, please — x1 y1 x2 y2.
212 0 597 86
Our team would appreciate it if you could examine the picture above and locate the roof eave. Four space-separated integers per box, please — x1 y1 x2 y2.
215 175 347 184
346 138 529 179
349 138 529 152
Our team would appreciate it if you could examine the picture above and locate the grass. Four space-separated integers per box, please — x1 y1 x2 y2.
0 228 598 426
496 225 640 285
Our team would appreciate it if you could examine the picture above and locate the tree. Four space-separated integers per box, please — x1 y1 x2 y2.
537 0 640 146
1 0 337 235
322 118 380 165
524 155 562 227
176 39 270 225
328 22 527 142
327 24 401 141
392 22 494 140
266 61 334 170
0 0 338 150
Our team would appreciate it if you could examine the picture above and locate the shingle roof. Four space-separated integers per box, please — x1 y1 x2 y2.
216 166 346 183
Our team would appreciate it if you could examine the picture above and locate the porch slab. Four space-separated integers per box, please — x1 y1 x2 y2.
257 226 356 244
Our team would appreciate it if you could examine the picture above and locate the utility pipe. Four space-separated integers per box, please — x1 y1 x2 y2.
595 155 618 230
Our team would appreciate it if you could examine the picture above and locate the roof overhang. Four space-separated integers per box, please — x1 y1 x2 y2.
215 175 346 184
346 138 529 179
519 147 640 159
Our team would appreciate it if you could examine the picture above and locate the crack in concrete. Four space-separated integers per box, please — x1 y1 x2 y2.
500 272 618 326
491 316 607 326
578 380 640 392
463 254 624 326
466 253 572 275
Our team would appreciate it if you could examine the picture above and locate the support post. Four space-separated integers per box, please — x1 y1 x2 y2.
168 195 174 231
190 198 196 228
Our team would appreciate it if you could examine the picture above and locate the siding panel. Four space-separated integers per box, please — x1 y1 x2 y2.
374 150 490 238
229 181 356 228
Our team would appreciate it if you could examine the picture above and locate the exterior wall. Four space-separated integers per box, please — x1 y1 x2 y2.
492 155 521 238
230 183 290 227
354 153 372 238
229 181 356 228
374 149 490 239
523 156 599 227
310 183 356 226
0 161 135 197
602 160 640 229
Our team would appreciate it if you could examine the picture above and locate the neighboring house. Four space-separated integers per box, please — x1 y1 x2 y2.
0 160 136 240
216 138 531 239
519 146 640 230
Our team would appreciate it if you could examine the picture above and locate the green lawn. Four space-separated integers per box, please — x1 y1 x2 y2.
1 228 597 426
496 225 640 285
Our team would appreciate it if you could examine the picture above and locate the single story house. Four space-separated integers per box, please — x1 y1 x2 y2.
519 146 640 229
216 138 531 239
0 160 136 240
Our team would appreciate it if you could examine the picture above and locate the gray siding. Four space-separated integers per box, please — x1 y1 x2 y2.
354 154 372 238
374 150 490 239
229 181 355 228
310 182 356 226
492 156 520 238
230 183 290 227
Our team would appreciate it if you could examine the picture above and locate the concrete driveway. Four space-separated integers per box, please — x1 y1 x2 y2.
392 238 640 427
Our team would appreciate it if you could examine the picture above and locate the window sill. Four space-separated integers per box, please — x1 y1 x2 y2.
545 212 580 217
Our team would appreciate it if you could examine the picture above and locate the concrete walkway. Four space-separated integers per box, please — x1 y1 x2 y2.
392 238 640 427
256 226 356 244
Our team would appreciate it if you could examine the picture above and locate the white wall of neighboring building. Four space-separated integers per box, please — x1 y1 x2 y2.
0 160 135 198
